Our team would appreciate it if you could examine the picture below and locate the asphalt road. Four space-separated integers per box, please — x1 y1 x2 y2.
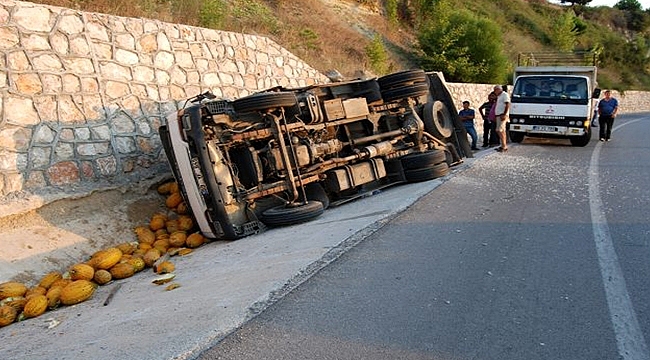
199 113 650 360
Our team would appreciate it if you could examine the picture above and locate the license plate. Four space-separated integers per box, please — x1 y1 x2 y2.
533 125 556 132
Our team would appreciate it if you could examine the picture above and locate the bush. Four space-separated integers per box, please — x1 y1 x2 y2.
416 0 508 83
365 34 389 75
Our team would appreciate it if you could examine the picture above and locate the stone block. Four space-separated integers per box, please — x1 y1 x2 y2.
58 13 84 34
14 6 53 32
5 95 39 126
46 161 80 186
33 124 55 144
30 147 51 169
0 125 32 151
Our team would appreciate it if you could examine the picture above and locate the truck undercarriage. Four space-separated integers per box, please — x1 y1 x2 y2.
160 70 469 240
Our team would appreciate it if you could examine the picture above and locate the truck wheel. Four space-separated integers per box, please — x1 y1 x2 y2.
509 131 525 143
233 92 298 113
570 129 592 147
261 201 324 227
301 183 330 210
380 83 430 103
401 149 446 170
422 101 454 139
404 163 450 182
378 69 427 90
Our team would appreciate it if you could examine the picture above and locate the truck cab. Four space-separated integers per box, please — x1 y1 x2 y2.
508 53 600 147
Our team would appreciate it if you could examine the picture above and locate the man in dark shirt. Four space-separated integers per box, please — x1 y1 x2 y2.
459 100 478 150
597 90 619 142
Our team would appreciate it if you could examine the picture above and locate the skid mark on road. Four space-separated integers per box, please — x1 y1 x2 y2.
590 117 649 360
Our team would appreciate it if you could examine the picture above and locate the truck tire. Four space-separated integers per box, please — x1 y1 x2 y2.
422 101 454 139
401 149 447 170
233 92 298 113
378 69 427 90
381 83 430 103
404 163 450 182
261 201 324 227
570 128 592 147
509 131 525 143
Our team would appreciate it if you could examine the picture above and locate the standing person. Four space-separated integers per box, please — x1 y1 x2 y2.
459 100 479 151
479 92 497 147
597 90 619 142
493 85 510 152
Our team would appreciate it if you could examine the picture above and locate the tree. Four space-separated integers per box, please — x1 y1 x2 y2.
614 0 642 11
416 0 507 83
551 10 580 51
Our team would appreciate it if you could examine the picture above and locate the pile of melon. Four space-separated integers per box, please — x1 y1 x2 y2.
0 181 207 328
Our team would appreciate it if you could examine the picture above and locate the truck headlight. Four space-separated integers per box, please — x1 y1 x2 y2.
576 120 583 126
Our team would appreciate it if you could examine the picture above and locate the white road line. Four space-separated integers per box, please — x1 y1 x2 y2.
589 117 649 360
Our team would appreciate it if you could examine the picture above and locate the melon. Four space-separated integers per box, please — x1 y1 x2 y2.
60 280 96 306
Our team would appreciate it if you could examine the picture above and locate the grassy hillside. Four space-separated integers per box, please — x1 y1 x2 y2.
28 0 650 90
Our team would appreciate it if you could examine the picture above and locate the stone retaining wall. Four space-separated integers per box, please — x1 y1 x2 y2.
1 0 649 209
0 0 328 204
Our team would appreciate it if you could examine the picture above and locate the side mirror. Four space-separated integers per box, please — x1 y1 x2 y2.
592 88 601 99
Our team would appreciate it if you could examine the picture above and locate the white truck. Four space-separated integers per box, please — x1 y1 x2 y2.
508 52 601 147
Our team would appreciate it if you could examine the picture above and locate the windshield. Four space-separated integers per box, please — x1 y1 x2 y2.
512 76 589 105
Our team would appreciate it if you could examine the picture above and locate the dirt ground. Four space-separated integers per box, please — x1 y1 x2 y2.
0 175 173 285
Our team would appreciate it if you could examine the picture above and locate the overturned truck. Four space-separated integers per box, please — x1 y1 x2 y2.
159 69 470 240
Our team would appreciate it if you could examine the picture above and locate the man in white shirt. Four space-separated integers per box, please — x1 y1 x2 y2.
493 85 510 152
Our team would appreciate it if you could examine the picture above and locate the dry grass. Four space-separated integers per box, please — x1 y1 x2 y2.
28 0 416 78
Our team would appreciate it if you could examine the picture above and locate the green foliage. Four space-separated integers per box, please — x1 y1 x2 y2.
551 10 578 51
365 34 390 75
385 0 399 23
615 0 642 11
416 0 508 83
198 0 227 29
298 28 320 51
230 0 280 34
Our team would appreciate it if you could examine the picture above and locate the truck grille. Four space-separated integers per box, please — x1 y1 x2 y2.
204 100 230 115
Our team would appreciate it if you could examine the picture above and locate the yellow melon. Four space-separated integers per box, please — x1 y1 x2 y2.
186 232 206 248
116 242 137 255
127 257 146 272
93 269 112 285
69 263 95 281
157 181 174 195
177 216 193 231
109 263 135 280
0 305 17 327
50 278 72 289
149 214 167 231
38 272 63 290
0 282 28 300
60 280 96 306
175 202 188 215
153 239 170 253
22 295 48 318
24 286 47 299
90 248 123 270
143 248 162 268
135 226 156 244
168 231 187 247
1 296 27 313
165 219 179 233
165 192 183 209
46 286 63 309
